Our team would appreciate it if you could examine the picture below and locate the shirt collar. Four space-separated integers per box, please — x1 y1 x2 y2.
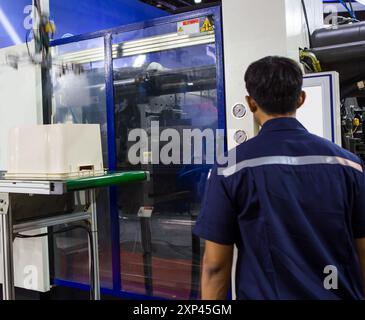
259 117 308 135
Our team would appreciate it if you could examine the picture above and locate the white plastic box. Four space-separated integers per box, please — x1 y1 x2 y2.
6 124 104 179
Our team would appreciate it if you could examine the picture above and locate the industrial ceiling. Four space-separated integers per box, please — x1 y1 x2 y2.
139 0 221 13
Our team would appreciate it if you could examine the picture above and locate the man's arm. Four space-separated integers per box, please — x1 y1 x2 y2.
201 240 234 300
356 238 365 295
193 166 240 299
352 162 365 296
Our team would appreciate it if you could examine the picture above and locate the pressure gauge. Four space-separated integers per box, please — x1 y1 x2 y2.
234 130 248 144
232 103 247 119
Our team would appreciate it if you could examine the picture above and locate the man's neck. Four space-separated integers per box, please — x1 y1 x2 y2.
259 113 296 127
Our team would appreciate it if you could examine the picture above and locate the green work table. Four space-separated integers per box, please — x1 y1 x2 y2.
66 171 149 192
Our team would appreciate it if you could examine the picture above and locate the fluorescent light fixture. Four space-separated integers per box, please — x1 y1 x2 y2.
195 0 202 3
133 55 147 68
0 6 22 45
356 0 365 5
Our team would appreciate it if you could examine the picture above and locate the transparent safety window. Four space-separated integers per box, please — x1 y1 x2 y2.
50 37 113 289
112 15 220 299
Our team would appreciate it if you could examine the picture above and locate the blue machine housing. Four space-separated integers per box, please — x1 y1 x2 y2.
50 6 226 300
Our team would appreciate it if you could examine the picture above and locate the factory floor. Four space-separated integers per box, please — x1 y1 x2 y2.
0 249 197 300
0 215 201 300
0 285 122 300
54 249 198 300
51 214 201 300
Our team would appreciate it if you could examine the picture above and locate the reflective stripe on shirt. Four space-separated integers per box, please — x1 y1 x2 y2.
222 155 363 178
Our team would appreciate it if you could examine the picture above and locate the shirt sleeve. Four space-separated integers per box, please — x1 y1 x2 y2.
352 161 365 239
193 166 238 245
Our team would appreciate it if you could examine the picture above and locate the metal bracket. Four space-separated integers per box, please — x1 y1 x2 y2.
137 206 153 218
0 193 9 215
145 171 151 182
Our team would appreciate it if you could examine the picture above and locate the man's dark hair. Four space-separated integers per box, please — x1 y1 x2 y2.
244 56 303 115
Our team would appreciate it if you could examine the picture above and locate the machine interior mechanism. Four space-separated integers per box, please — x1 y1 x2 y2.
49 11 223 299
304 21 365 160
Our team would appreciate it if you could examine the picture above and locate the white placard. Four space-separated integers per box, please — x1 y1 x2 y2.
177 18 200 35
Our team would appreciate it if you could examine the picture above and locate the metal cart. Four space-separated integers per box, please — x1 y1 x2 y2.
0 171 148 300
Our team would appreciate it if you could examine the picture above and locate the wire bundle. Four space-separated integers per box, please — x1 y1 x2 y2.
338 0 358 20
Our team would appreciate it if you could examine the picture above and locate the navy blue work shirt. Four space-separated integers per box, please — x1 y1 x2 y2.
194 118 365 300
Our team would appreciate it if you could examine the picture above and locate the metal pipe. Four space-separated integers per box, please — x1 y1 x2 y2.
13 211 90 234
175 0 192 6
0 194 15 300
89 189 100 300
156 0 177 11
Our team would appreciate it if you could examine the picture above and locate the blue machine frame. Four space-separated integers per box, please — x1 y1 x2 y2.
50 6 226 299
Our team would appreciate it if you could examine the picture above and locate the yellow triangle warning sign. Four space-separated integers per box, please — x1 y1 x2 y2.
178 26 184 33
201 17 213 33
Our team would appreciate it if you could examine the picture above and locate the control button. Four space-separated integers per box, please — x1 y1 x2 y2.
232 103 247 119
234 130 248 144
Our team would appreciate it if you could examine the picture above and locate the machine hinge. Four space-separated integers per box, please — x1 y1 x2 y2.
0 193 9 215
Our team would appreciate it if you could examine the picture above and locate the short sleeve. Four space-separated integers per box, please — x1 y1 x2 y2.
352 161 365 238
193 166 238 245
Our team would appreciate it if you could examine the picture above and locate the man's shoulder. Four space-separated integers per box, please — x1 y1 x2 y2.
234 135 264 157
231 131 361 164
308 133 361 163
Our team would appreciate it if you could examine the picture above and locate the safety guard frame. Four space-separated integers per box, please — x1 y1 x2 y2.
50 6 227 300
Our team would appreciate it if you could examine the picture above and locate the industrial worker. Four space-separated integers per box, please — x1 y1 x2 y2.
194 56 365 300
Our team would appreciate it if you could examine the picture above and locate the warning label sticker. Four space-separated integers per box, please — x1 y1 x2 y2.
201 17 214 33
177 18 200 35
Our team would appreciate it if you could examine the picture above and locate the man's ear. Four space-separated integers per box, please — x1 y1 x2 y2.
297 91 306 110
246 96 258 113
